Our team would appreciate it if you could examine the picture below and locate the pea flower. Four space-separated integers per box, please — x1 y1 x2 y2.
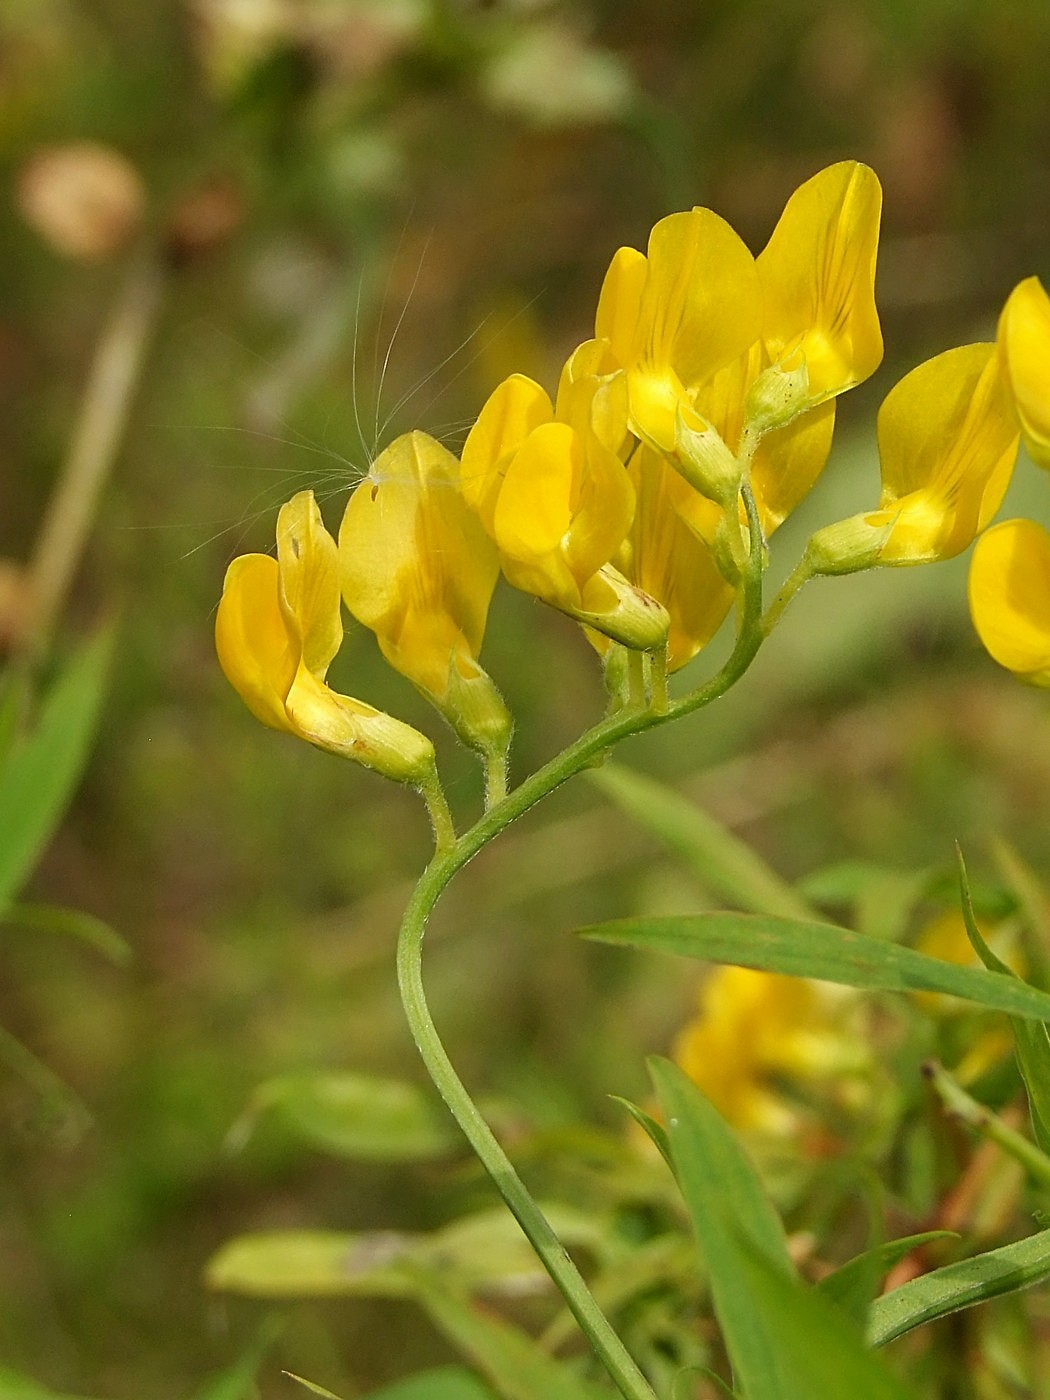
969 518 1050 686
592 161 882 518
215 490 438 789
615 443 735 672
997 276 1050 470
593 206 762 469
752 160 883 419
339 432 512 772
460 371 669 651
805 343 1020 574
673 965 867 1136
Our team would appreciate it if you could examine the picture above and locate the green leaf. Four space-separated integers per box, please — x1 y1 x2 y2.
191 1318 281 1399
583 912 1050 1021
728 1245 919 1399
956 848 1050 1156
288 1369 496 1400
608 1095 671 1167
648 1058 792 1279
357 1365 497 1400
816 1233 957 1324
798 860 934 942
0 1366 106 1400
205 1230 416 1299
2 902 130 964
230 1070 458 1162
283 1376 346 1400
588 764 814 920
408 1270 613 1400
650 1059 917 1399
206 1207 601 1301
672 1369 735 1399
0 629 114 914
867 1230 1050 1347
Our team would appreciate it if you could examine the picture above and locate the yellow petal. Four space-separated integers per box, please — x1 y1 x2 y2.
641 207 761 388
757 161 883 399
460 374 553 529
215 553 297 732
594 245 648 366
998 276 1050 470
875 343 1019 563
493 421 577 562
623 445 734 671
283 662 437 783
556 337 630 453
751 398 836 535
275 491 343 679
340 432 499 676
620 208 761 452
969 518 1050 684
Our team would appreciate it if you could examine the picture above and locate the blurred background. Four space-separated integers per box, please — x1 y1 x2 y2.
3 0 1050 1395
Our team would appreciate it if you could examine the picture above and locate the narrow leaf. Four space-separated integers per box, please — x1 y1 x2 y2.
957 848 1050 1156
3 902 130 965
817 1233 957 1323
868 1230 1050 1347
583 913 1050 1021
588 764 814 920
230 1070 457 1163
191 1318 281 1399
0 629 114 913
728 1245 918 1399
608 1095 671 1167
409 1269 613 1400
651 1060 917 1399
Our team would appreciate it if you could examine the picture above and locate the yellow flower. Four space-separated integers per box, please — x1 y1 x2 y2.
913 910 1017 1082
672 965 865 1135
215 490 436 786
969 518 1050 686
460 372 669 650
807 343 1020 573
616 443 735 672
755 160 883 408
339 432 511 759
594 207 761 461
998 276 1050 470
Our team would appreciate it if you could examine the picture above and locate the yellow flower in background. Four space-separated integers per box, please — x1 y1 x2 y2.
672 965 866 1135
215 491 436 786
339 432 512 761
460 372 669 651
755 160 883 408
913 910 1017 1082
807 343 1020 574
997 276 1050 470
969 518 1050 686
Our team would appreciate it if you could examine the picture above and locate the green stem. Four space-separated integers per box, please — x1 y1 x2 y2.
484 752 508 810
924 1060 1050 1190
761 553 813 636
396 504 767 1396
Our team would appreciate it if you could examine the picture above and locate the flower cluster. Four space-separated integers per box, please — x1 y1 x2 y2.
215 160 1032 837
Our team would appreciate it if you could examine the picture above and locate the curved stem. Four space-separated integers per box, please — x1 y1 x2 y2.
398 877 657 1400
397 503 767 1395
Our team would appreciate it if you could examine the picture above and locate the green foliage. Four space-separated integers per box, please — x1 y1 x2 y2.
588 765 815 920
231 1069 458 1162
583 911 1050 1019
867 1231 1050 1347
0 630 114 915
649 1058 918 1400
